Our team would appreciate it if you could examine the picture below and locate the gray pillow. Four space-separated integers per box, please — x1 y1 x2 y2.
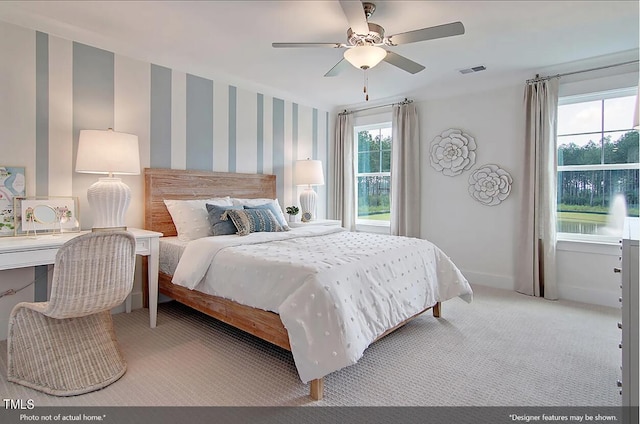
206 204 243 236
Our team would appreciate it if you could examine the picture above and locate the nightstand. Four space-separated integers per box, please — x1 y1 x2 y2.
288 219 342 228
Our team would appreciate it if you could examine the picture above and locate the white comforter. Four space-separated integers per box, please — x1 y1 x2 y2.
172 226 473 383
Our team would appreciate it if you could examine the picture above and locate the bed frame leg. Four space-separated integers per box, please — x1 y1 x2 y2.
310 378 324 400
433 302 441 318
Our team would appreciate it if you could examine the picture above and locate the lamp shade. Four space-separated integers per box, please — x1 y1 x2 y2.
76 129 140 175
75 129 140 231
295 159 325 186
343 45 387 70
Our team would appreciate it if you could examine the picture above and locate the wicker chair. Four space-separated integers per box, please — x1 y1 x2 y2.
7 231 136 396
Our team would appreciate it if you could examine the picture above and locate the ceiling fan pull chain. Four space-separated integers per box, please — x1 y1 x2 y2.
364 69 369 101
363 70 367 94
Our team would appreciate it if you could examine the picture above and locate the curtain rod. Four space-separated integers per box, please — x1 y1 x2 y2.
526 60 638 84
338 98 413 116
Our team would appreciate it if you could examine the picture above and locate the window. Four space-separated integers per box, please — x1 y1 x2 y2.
557 87 639 240
355 122 392 225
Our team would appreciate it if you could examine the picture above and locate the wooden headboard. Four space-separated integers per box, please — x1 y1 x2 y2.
144 168 277 237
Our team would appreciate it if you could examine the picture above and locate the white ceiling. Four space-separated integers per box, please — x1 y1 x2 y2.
0 1 638 111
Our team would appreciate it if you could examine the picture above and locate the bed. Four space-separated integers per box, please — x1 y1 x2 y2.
144 167 473 400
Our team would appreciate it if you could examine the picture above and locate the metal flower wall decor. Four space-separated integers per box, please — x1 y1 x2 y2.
429 128 477 176
468 164 513 206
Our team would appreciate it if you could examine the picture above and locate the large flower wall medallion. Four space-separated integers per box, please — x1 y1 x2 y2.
429 128 477 176
468 164 513 206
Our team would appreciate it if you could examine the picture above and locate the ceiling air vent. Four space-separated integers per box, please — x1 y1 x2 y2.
459 65 486 74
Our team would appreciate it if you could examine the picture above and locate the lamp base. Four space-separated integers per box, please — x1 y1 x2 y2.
87 177 131 231
299 187 317 221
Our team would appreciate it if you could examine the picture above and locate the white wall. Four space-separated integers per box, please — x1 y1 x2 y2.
418 84 524 291
419 69 637 307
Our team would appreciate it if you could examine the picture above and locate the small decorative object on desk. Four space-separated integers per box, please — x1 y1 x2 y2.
14 196 80 237
285 205 299 223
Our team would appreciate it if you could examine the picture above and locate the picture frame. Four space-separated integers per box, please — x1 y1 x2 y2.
0 166 26 237
13 196 80 236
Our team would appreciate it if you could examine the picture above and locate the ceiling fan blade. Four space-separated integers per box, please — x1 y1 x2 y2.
383 51 425 74
324 58 351 77
387 21 465 45
272 42 344 48
339 0 369 35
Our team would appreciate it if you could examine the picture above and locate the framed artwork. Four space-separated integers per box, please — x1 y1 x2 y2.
0 166 26 236
14 196 80 236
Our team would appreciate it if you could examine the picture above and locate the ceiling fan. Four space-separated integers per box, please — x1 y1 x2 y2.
272 0 465 77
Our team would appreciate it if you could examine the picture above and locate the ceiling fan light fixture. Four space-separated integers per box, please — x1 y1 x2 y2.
343 45 387 70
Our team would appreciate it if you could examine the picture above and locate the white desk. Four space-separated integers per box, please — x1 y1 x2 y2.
0 227 162 328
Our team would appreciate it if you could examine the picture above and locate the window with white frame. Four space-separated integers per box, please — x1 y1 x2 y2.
557 87 639 240
354 122 392 225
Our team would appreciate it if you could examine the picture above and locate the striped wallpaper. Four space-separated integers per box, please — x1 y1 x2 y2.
0 20 330 230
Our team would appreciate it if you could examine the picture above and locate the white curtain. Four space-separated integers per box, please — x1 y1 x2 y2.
390 102 421 237
516 78 559 299
332 113 356 231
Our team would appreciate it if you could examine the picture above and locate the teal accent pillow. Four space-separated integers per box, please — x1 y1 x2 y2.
244 203 290 230
206 204 243 236
221 209 283 236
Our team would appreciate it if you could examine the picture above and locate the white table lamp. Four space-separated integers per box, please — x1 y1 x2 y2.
75 129 140 231
295 159 324 221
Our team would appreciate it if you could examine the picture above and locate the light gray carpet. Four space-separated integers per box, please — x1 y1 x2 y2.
0 285 622 406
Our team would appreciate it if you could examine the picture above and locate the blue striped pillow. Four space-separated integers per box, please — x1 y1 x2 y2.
222 209 284 236
244 203 290 230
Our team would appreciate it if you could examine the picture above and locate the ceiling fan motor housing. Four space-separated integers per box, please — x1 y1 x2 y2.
347 22 385 45
362 2 377 19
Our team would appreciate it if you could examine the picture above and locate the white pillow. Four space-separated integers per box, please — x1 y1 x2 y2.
164 197 232 241
231 197 289 229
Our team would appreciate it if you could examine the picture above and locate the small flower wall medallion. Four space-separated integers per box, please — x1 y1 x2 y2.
429 128 477 176
468 164 513 206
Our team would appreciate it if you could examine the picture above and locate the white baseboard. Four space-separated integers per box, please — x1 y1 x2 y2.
461 270 619 308
460 270 515 291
